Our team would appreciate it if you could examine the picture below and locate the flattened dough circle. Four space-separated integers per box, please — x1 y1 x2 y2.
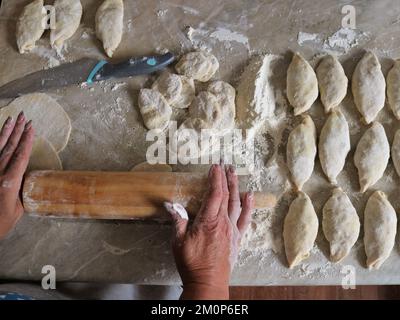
0 93 72 152
28 136 63 171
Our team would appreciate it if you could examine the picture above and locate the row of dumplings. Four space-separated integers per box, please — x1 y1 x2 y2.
284 188 396 270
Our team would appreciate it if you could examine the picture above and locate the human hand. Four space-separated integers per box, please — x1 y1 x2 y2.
165 164 254 300
0 112 34 239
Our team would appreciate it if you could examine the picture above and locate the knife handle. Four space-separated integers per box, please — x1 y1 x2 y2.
86 52 175 84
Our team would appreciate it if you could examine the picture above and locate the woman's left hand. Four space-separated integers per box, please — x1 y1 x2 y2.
0 112 34 239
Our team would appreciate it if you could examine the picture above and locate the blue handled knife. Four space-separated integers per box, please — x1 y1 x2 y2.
0 52 175 100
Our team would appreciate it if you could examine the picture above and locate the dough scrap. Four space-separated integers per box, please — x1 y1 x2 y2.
151 72 195 109
50 0 83 50
322 188 360 262
16 0 46 53
175 51 219 82
318 110 350 184
364 191 397 270
131 162 172 172
283 191 318 268
316 55 348 113
28 136 63 171
286 115 317 191
207 80 236 130
354 122 389 193
138 89 172 130
189 91 222 128
387 59 400 120
286 52 318 115
95 0 124 57
0 93 71 153
391 129 400 178
352 51 385 124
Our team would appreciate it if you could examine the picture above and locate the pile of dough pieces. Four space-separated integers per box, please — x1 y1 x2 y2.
16 0 123 57
138 51 236 156
284 51 400 270
0 93 71 171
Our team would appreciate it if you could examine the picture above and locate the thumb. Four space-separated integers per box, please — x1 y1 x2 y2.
164 202 189 243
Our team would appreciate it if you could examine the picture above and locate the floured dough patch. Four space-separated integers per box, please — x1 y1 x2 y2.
28 136 63 171
138 89 172 130
95 0 124 57
175 51 219 82
189 91 222 128
207 80 236 129
0 93 71 153
131 162 172 172
16 0 46 53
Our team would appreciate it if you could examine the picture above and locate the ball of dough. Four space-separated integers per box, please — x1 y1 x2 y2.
175 51 219 82
189 91 222 128
138 89 172 130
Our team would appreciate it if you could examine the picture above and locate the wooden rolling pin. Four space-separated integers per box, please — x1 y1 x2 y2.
22 171 277 220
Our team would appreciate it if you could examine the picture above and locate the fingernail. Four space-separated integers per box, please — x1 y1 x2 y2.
229 165 235 174
209 164 216 178
24 120 32 131
4 116 13 127
247 192 254 201
17 111 25 123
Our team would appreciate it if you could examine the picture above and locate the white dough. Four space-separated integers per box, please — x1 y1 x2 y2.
316 55 348 113
207 80 236 130
354 122 389 193
387 59 400 120
286 115 317 191
318 110 350 184
28 136 63 172
131 162 172 172
50 0 83 50
364 191 397 270
138 89 172 130
0 93 71 153
151 72 195 109
16 0 46 53
391 129 400 178
189 91 222 128
322 188 360 262
95 0 124 57
352 51 386 124
286 52 319 115
283 191 319 268
175 51 219 82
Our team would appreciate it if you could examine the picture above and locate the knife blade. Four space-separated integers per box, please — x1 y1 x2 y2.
0 52 175 100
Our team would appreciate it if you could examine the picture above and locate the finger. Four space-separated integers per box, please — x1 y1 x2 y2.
226 165 241 224
6 121 34 182
194 164 223 224
0 112 25 173
0 116 15 151
217 163 229 218
237 192 254 234
164 202 189 243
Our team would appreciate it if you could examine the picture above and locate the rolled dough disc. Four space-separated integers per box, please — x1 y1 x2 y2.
0 93 72 152
130 162 172 172
28 136 63 171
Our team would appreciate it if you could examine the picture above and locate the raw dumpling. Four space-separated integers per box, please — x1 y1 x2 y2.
207 80 236 130
95 0 124 57
364 191 397 270
175 51 219 82
131 162 172 172
0 93 71 153
391 129 400 177
387 59 400 120
28 137 63 171
322 188 360 262
318 110 350 184
189 91 222 128
283 191 318 268
16 0 46 53
138 89 172 130
286 115 317 190
286 52 318 115
354 122 389 193
316 55 348 113
151 72 195 109
352 51 385 124
50 0 83 50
